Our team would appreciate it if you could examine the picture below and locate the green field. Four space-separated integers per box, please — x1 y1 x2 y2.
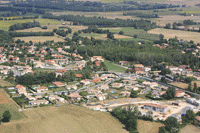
104 60 126 72
0 79 14 87
0 18 64 31
101 27 159 41
0 103 26 120
0 105 128 133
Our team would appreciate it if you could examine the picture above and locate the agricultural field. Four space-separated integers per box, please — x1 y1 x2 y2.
104 60 126 73
0 105 128 133
137 120 164 133
0 79 14 87
14 36 65 43
0 90 26 120
102 27 159 41
148 28 200 44
170 81 200 89
180 124 200 133
0 18 66 31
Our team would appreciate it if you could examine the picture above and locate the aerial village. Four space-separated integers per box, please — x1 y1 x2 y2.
1 41 200 124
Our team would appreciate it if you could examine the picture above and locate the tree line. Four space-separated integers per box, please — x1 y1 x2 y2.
9 21 41 31
42 13 157 30
13 0 180 12
0 15 39 21
123 12 159 18
9 31 54 37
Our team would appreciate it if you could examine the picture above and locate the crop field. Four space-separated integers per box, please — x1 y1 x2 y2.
137 120 164 133
148 28 200 44
180 125 200 133
0 91 11 104
0 105 128 133
102 27 159 41
0 18 65 31
0 79 14 87
14 36 65 43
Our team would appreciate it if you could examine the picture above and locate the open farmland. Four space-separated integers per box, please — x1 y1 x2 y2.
170 81 200 89
180 125 200 133
0 91 11 104
137 120 164 133
102 27 159 41
0 105 128 133
148 28 200 44
0 90 26 120
14 36 65 43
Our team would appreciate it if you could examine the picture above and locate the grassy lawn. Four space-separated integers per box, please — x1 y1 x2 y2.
0 79 15 87
104 60 126 73
0 105 128 133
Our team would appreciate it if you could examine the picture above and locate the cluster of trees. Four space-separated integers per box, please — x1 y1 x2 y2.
73 40 200 69
187 82 200 94
13 0 179 12
0 30 13 43
42 13 157 30
111 106 138 132
81 27 109 34
9 21 41 31
1 110 11 123
53 27 72 37
164 87 176 100
0 6 45 14
123 12 159 18
9 31 54 37
159 117 180 133
12 94 29 107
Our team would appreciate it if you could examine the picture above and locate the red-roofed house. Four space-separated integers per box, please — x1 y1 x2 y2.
55 69 66 77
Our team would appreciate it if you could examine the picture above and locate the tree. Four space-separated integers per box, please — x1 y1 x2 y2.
119 31 124 35
185 77 193 83
193 83 197 93
161 77 167 83
130 90 138 98
165 87 175 99
164 23 171 29
159 126 167 133
185 110 195 121
164 117 180 133
2 110 11 122
187 83 192 92
159 34 164 41
107 32 114 39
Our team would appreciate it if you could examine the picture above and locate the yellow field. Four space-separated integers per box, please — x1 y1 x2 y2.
137 120 164 133
148 28 200 44
170 81 200 89
180 125 200 133
14 36 65 43
0 105 128 133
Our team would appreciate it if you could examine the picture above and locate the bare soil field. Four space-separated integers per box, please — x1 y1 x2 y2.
137 120 164 133
14 36 65 43
0 105 128 133
148 28 200 44
0 91 11 104
180 125 200 133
